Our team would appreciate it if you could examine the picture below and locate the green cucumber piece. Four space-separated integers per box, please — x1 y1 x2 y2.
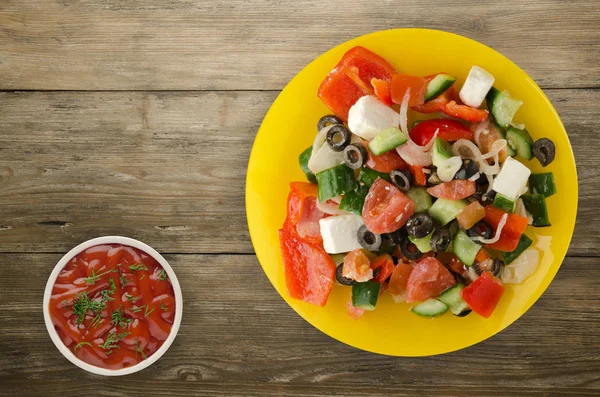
431 138 453 169
407 187 433 212
352 280 381 311
506 127 534 160
439 284 471 316
329 253 346 266
494 193 516 213
358 167 390 187
339 186 369 215
428 198 468 226
502 234 533 264
529 173 557 198
409 232 433 253
453 230 481 266
412 120 423 129
411 299 448 318
521 194 550 227
316 164 357 202
425 74 456 102
486 87 523 128
299 146 317 184
368 127 408 156
497 125 517 157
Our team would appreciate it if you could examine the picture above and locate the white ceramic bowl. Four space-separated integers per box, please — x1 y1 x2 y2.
43 236 184 376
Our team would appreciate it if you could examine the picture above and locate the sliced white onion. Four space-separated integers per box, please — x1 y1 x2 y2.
510 121 525 130
501 248 540 284
484 173 495 193
312 124 334 154
308 144 345 174
437 156 463 182
399 88 410 137
396 141 434 166
452 138 503 176
468 172 481 181
473 118 490 147
467 267 479 282
422 168 432 175
316 196 348 215
471 213 508 244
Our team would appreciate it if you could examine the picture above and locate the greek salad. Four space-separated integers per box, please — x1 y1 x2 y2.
279 46 557 319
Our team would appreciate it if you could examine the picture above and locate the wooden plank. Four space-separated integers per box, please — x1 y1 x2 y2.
0 89 597 254
0 0 598 90
0 253 598 396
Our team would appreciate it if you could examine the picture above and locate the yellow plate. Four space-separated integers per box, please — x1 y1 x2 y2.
246 29 577 356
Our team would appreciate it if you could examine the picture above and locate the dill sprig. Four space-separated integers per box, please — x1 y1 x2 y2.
84 267 118 285
119 270 130 288
157 269 167 281
125 293 137 304
111 306 132 328
129 263 148 273
160 302 168 311
135 340 147 360
131 305 145 313
73 341 92 354
144 305 155 317
72 292 104 325
99 331 130 354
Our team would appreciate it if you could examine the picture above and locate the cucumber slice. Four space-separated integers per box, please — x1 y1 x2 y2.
486 87 523 128
316 164 357 202
497 125 517 157
521 194 550 227
502 234 533 264
529 173 557 198
339 186 369 216
453 230 481 266
428 198 468 226
506 127 534 160
352 281 381 311
411 299 448 318
439 284 471 316
425 74 456 102
358 167 390 187
431 138 453 169
407 187 433 212
299 146 317 184
409 232 433 253
368 127 408 156
493 193 516 213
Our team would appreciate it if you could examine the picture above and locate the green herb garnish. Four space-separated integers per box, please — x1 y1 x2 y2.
132 305 145 313
144 305 155 317
119 271 130 288
84 267 118 285
160 303 168 311
125 293 137 304
61 299 69 308
157 269 167 281
140 274 146 280
72 292 104 325
100 331 130 354
111 306 131 328
135 340 147 360
73 341 92 354
129 263 148 272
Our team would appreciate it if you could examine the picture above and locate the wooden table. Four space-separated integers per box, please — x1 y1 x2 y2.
1 1 599 396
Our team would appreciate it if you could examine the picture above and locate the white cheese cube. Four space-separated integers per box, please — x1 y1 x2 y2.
492 157 531 201
319 214 364 254
348 95 400 141
459 66 495 108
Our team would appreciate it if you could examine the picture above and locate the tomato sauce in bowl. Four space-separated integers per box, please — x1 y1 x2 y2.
44 237 182 375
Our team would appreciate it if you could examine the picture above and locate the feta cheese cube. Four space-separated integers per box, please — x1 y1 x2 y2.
348 95 401 141
459 66 495 108
492 157 531 201
319 214 364 254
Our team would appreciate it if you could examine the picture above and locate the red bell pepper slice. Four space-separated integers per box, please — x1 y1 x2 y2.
371 254 395 284
408 165 428 187
318 46 396 120
279 226 336 307
390 74 427 107
363 139 407 173
444 101 489 123
409 119 473 146
284 182 327 245
461 272 505 318
484 205 529 252
371 78 393 106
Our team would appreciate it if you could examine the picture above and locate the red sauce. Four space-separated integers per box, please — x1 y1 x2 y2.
49 244 176 370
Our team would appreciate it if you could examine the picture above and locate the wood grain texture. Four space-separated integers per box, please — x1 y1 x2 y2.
0 89 598 254
0 253 598 396
0 0 599 90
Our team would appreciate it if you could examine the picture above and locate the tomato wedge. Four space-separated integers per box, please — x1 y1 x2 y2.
371 78 393 106
365 142 407 173
388 262 413 302
456 201 486 230
427 180 476 200
279 227 336 306
444 101 489 123
408 165 428 187
406 257 456 302
461 272 505 318
347 300 365 320
448 254 466 275
362 178 415 234
476 121 509 163
412 85 457 113
484 205 529 251
284 182 327 245
318 47 396 120
371 254 395 284
342 249 373 283
410 119 473 146
391 74 427 107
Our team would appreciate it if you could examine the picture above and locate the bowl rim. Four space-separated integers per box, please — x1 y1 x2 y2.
42 236 184 376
